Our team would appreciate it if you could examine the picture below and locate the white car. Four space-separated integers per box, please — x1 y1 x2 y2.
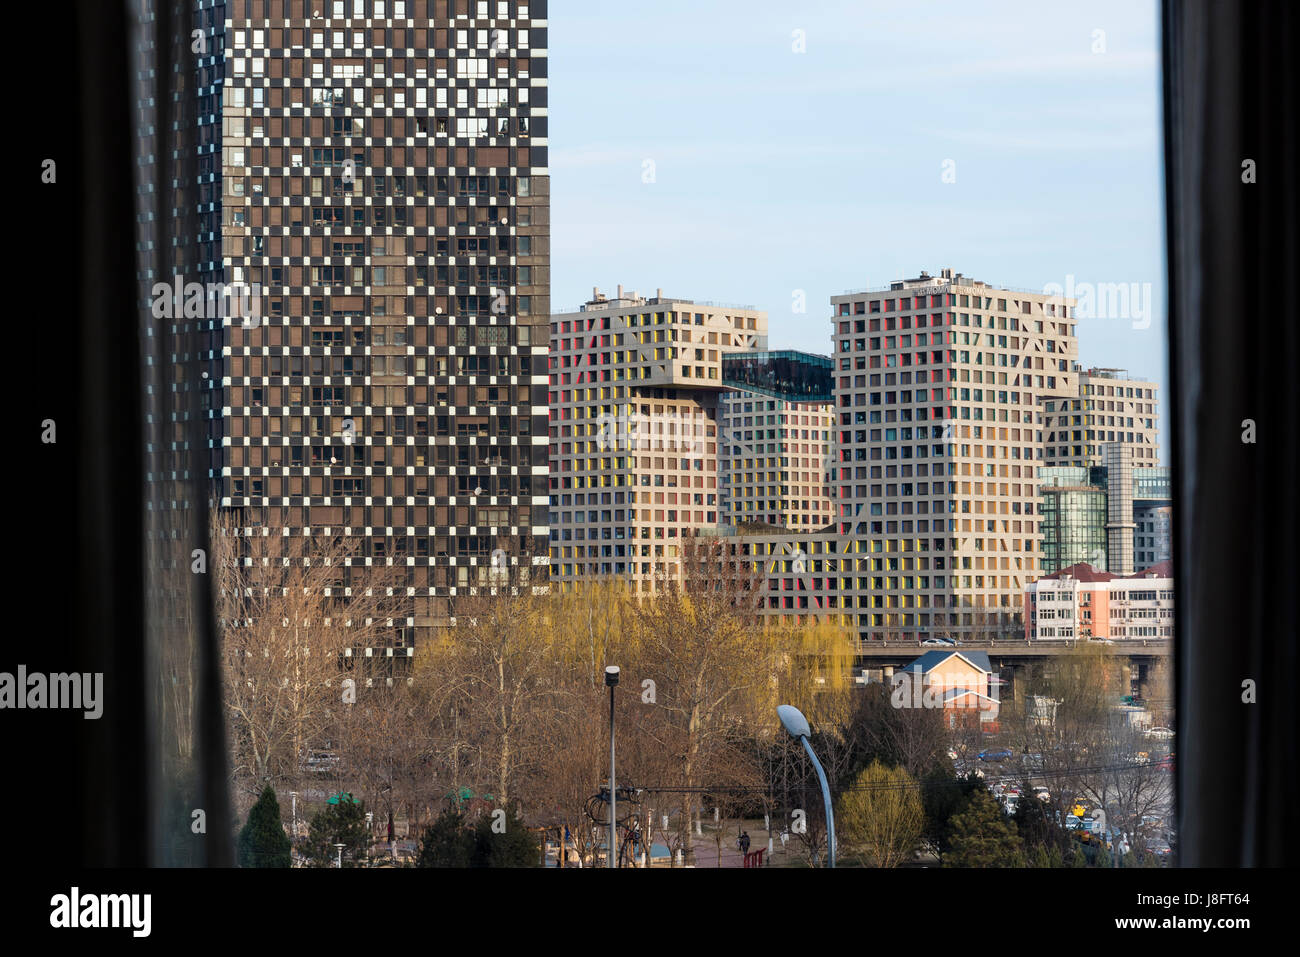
1033 786 1050 802
1146 727 1175 739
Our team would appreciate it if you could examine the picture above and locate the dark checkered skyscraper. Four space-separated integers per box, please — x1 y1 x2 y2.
193 0 550 666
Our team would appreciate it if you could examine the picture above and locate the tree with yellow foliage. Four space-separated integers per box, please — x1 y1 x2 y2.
838 760 925 867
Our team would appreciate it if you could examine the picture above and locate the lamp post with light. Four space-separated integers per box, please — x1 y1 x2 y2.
777 704 836 868
605 665 620 869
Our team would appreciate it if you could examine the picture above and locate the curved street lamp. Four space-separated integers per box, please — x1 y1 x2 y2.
778 704 836 868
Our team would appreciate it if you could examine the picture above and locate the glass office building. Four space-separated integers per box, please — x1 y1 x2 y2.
722 350 833 402
1038 460 1171 574
1040 482 1109 573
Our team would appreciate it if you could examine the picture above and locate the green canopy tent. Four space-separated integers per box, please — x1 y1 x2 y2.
446 786 494 807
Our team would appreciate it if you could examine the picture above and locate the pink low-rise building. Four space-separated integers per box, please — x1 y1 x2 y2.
890 650 1000 730
1023 560 1173 640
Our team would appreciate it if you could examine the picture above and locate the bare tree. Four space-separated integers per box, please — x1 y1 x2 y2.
215 512 402 807
1077 715 1171 858
1140 658 1174 727
424 566 553 807
330 675 436 844
636 538 816 862
1003 642 1170 858
1004 646 1126 832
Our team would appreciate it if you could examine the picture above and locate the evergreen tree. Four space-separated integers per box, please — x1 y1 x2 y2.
473 803 539 867
416 806 475 867
1026 843 1066 868
238 785 292 868
944 789 1025 867
304 795 370 867
1012 792 1070 856
920 769 986 861
416 803 537 867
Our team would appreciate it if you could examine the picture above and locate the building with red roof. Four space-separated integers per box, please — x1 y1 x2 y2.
1023 560 1173 640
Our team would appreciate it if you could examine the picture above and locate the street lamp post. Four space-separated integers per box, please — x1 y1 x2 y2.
334 842 346 869
777 704 835 868
605 665 620 869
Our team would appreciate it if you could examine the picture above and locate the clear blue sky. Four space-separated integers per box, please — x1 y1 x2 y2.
547 0 1169 461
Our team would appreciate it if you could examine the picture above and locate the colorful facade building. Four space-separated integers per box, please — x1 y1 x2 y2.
1023 560 1174 640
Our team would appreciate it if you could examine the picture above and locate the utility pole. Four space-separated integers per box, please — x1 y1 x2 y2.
605 665 620 869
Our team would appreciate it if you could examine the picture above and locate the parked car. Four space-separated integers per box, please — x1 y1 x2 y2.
303 749 340 774
1033 786 1051 802
1075 817 1102 842
979 747 1014 761
1146 839 1173 862
1146 727 1175 740
921 638 954 646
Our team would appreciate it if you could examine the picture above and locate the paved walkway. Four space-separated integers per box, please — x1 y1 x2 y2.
685 832 787 867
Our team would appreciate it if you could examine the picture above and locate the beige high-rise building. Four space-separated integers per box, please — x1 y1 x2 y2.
829 268 1080 641
1042 367 1160 467
547 287 767 591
